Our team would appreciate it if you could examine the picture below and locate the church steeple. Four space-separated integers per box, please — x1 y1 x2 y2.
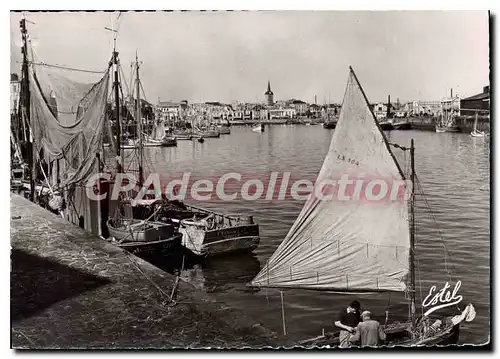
265 80 274 106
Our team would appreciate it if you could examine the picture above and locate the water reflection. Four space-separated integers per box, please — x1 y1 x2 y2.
181 253 261 294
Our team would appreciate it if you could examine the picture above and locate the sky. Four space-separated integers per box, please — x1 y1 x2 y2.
10 11 490 104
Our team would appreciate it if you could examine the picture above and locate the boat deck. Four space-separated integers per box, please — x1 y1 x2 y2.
10 193 289 349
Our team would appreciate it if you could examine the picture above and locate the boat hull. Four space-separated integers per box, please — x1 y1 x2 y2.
471 130 486 137
393 122 412 130
323 122 336 129
196 130 220 138
114 233 183 257
218 126 231 135
379 122 394 131
173 133 192 140
179 223 260 256
436 126 461 133
107 219 175 242
300 321 461 348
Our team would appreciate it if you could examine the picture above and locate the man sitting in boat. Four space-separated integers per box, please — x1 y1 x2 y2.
334 300 361 348
349 310 386 347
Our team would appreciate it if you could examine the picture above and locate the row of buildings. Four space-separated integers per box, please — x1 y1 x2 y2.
155 81 490 123
155 81 340 122
370 86 490 120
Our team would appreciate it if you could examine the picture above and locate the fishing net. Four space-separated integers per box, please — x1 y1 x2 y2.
29 63 110 188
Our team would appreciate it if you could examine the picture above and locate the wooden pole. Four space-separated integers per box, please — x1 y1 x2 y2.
409 139 416 330
20 18 34 202
280 291 287 336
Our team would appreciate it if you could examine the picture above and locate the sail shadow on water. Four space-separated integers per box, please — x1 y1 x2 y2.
248 67 476 347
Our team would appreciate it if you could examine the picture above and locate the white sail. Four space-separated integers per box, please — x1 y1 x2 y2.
251 68 410 292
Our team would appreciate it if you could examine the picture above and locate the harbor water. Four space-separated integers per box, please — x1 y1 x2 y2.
119 125 490 345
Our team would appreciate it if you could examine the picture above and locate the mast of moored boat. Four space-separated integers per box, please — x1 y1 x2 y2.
112 49 122 173
409 138 416 331
20 18 35 202
135 52 144 186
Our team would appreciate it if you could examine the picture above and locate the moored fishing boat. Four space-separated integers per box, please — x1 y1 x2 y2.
173 129 192 140
393 120 412 130
129 199 260 257
194 126 220 138
249 67 475 347
436 111 460 133
178 207 259 257
107 216 182 257
378 119 394 130
217 124 231 134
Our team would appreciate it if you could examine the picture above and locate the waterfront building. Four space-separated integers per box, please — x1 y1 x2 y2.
157 100 186 120
460 85 490 117
288 99 308 116
372 102 387 119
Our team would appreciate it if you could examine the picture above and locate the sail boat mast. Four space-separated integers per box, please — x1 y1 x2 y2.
409 138 416 329
135 52 144 186
112 49 122 173
20 18 34 202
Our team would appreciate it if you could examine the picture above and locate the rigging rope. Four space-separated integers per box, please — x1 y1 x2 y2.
27 61 108 74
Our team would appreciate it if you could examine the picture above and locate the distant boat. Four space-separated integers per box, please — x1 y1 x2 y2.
143 133 177 147
252 123 265 132
218 124 231 134
378 119 394 131
436 125 460 133
173 129 192 140
393 120 412 130
323 120 336 129
120 137 138 150
470 113 486 137
436 111 460 133
194 125 220 138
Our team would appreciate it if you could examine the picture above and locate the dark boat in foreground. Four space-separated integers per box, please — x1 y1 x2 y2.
107 217 182 257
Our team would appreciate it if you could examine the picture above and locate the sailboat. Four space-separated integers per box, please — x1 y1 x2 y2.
470 112 486 138
249 67 475 347
252 123 265 132
106 52 183 257
436 111 460 133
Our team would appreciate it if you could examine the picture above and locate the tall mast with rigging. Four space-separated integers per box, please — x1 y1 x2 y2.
20 17 34 202
105 24 122 174
409 138 416 330
135 52 144 187
113 49 121 173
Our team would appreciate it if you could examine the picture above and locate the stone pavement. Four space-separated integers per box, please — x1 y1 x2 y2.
10 193 292 349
